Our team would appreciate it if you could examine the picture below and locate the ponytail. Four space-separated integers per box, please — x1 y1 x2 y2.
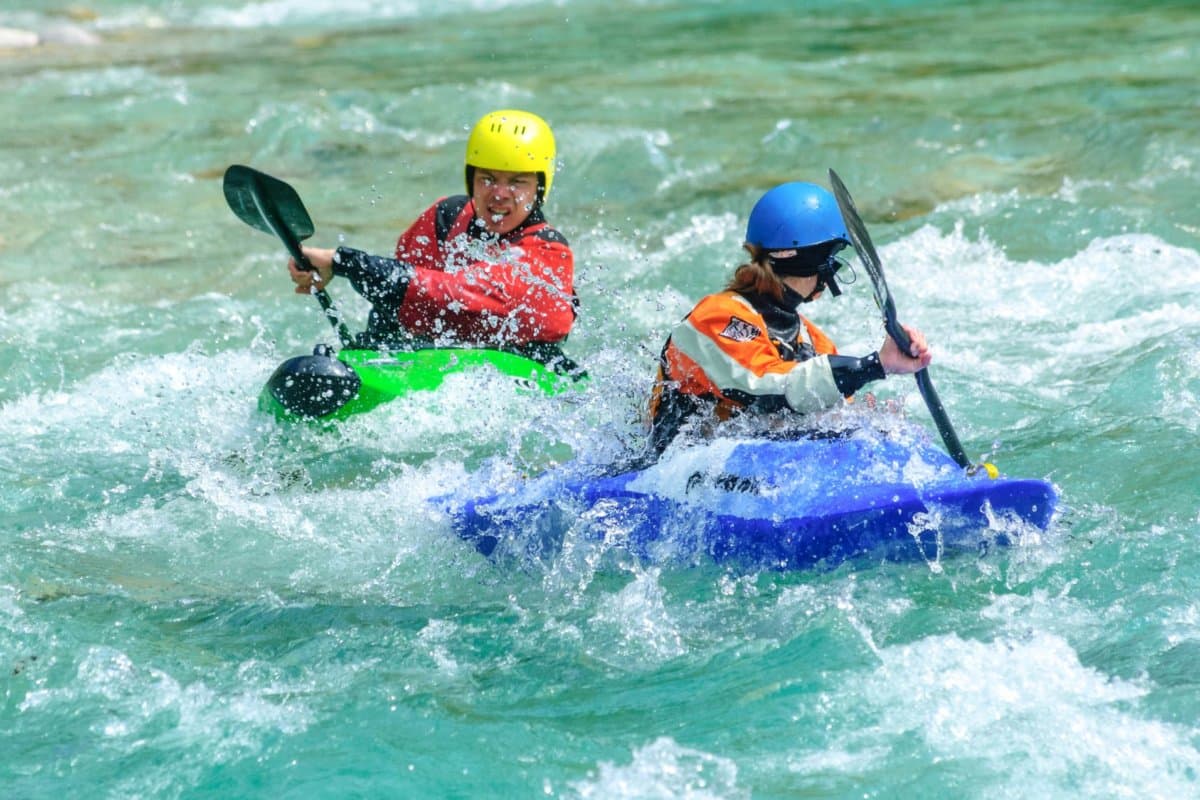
725 244 785 300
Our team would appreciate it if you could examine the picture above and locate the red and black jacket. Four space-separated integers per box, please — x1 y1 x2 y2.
332 196 577 363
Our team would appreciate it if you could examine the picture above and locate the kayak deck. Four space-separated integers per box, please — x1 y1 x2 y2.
446 431 1058 570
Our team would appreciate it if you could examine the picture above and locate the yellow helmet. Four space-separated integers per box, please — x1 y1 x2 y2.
464 109 556 202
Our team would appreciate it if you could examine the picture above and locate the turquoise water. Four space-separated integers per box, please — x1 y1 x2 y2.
3 0 1200 797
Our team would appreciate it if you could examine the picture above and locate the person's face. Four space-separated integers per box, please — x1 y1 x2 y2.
471 169 539 235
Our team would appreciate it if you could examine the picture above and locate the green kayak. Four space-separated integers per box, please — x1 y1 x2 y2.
259 345 585 421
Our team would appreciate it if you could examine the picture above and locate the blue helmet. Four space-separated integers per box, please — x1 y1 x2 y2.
745 182 850 250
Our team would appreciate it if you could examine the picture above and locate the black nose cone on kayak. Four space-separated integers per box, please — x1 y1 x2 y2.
264 350 362 418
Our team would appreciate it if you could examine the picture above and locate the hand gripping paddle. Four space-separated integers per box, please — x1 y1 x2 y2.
223 165 352 347
828 168 991 475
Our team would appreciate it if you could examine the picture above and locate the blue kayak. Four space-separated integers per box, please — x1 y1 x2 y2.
445 429 1057 570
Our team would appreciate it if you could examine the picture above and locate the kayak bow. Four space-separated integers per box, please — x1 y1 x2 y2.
259 345 583 421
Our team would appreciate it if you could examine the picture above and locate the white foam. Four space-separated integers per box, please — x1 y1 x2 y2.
851 631 1200 796
21 644 315 757
192 0 549 28
568 736 745 800
587 567 686 666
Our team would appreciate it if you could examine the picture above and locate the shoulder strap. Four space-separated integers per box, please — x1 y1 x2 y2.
435 195 472 243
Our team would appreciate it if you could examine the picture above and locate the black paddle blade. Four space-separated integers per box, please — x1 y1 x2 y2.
222 164 354 347
223 164 315 242
828 169 905 347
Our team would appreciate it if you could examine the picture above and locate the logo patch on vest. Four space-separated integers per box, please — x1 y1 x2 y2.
718 316 761 342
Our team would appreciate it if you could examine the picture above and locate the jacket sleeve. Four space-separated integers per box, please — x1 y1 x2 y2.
331 247 413 313
397 233 576 344
669 295 844 413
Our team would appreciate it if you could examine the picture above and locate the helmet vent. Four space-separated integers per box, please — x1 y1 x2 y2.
489 123 528 136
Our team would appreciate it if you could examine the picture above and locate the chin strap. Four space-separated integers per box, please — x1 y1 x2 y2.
795 266 842 303
795 284 821 303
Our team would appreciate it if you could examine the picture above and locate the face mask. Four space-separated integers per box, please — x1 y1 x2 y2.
767 251 845 298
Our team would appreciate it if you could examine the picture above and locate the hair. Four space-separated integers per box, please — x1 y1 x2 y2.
725 244 786 300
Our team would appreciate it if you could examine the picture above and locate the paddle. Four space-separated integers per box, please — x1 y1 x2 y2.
828 168 985 474
222 164 353 347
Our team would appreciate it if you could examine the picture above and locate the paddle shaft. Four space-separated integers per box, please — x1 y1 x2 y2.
245 172 353 347
828 169 972 470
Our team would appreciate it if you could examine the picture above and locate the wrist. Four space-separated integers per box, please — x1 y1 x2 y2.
828 351 887 396
332 246 361 277
865 350 886 379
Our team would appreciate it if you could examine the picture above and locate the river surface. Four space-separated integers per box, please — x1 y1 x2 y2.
3 1 1199 797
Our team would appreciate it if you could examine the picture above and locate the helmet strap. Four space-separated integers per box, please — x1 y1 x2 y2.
822 270 842 297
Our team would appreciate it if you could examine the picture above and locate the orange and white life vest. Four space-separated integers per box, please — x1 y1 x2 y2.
648 290 842 451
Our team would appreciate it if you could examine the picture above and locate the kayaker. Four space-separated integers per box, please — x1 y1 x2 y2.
647 181 932 453
285 108 578 370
